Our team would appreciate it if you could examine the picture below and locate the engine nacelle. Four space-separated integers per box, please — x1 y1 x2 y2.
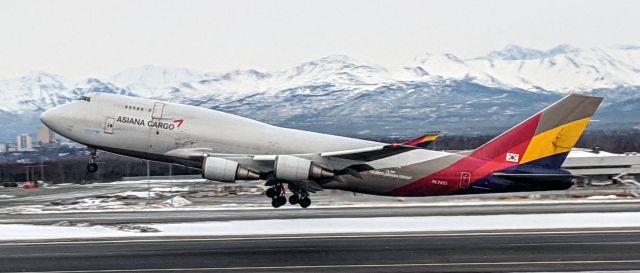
202 157 260 182
274 155 334 181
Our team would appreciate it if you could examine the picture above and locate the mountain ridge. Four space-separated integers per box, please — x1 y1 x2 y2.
0 44 639 143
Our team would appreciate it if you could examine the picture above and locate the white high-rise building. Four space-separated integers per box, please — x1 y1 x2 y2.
16 134 33 152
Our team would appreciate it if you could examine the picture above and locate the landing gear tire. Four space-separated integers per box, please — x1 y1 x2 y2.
266 188 277 198
288 195 299 205
87 163 98 173
272 196 287 208
87 146 99 173
271 198 281 208
299 197 311 208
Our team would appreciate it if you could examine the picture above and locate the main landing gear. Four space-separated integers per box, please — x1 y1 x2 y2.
265 183 311 208
266 184 287 208
87 147 98 173
288 190 311 208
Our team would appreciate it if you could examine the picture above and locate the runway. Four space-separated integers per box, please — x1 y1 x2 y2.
1 228 639 272
3 201 640 225
2 192 640 272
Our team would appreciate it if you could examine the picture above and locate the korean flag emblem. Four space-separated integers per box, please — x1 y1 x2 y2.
506 153 519 163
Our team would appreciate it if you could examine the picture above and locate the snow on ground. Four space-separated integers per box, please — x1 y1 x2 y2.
110 187 190 198
568 150 631 158
150 186 189 192
586 195 620 200
1 212 640 241
163 196 192 207
108 179 206 185
58 198 129 210
0 198 130 213
1 197 639 215
114 191 158 199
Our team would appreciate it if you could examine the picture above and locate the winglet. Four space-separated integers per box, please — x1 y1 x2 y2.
403 132 440 148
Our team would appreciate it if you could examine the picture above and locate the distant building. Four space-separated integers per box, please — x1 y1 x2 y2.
0 143 6 153
37 127 55 145
16 134 33 152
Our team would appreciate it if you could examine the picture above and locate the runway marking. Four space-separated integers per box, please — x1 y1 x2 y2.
2 228 640 246
511 241 640 246
12 259 640 273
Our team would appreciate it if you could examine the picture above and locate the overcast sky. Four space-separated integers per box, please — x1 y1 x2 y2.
0 0 639 80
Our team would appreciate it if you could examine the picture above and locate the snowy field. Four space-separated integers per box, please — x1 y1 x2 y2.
1 212 640 241
2 194 639 215
1 178 639 215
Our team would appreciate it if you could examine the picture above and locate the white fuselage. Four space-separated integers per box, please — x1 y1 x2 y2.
40 93 382 166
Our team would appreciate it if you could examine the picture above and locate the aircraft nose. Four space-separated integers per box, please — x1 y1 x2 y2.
40 106 63 129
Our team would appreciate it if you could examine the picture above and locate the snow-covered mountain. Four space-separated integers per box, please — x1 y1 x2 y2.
1 44 639 142
114 55 403 101
111 65 208 98
0 72 72 113
414 44 640 92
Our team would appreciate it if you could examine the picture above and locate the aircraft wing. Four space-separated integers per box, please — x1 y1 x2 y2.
164 127 435 168
319 144 416 161
166 145 425 193
165 144 419 171
164 147 215 161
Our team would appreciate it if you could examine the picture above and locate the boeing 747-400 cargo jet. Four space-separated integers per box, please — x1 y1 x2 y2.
40 93 602 208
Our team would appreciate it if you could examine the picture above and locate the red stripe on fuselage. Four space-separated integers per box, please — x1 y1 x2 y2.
388 114 541 196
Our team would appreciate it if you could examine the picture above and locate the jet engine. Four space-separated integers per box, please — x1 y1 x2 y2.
202 157 260 182
274 155 334 181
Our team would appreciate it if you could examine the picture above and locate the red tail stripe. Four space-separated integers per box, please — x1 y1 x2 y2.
389 114 541 196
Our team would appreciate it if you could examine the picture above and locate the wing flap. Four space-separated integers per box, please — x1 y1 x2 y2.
324 144 417 161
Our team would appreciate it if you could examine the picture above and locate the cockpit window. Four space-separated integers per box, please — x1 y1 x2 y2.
78 96 91 102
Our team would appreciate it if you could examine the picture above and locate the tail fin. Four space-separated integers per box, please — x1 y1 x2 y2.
470 94 602 169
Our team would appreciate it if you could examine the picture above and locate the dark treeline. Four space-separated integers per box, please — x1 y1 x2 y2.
0 153 200 184
575 131 640 153
1 131 638 184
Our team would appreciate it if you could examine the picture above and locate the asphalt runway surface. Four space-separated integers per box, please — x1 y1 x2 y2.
2 201 640 225
1 228 639 272
2 185 640 272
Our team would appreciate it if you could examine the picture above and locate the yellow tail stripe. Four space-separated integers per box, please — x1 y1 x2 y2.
521 117 592 164
420 135 439 142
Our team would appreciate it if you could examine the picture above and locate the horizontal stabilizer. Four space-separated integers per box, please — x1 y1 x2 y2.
492 172 582 181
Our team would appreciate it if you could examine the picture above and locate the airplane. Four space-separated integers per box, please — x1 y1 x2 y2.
40 93 602 208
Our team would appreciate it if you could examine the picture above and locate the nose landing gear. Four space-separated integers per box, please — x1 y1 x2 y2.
87 147 98 173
